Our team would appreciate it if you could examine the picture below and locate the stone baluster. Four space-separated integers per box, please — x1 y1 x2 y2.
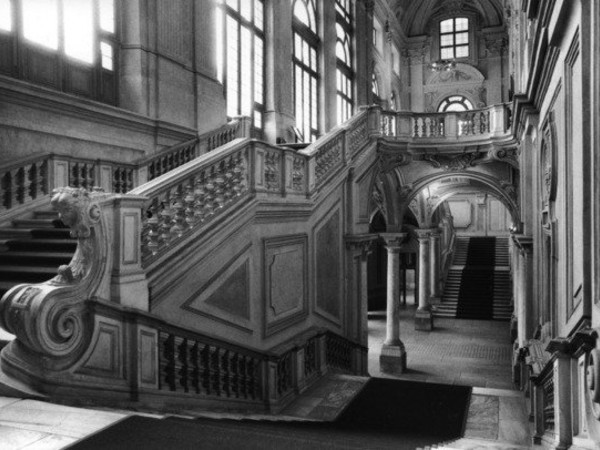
379 233 407 374
415 229 433 331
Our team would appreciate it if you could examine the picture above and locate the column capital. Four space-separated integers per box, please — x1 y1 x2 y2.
414 228 435 240
345 234 378 257
379 233 406 250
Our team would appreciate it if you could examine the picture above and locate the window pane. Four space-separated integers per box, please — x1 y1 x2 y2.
226 0 237 10
440 34 454 47
226 16 239 117
445 103 468 112
455 32 468 45
455 45 469 58
100 41 113 70
455 17 469 31
0 0 12 32
293 0 310 27
22 0 59 50
440 19 453 33
239 0 251 21
254 0 263 30
64 0 94 64
240 26 252 115
254 35 263 106
99 0 115 33
441 48 454 59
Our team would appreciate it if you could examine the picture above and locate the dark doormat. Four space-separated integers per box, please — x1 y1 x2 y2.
68 379 471 450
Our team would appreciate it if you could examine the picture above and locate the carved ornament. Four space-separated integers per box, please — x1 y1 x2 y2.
421 152 484 171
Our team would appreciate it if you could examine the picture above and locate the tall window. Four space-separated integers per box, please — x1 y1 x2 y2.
439 17 469 59
216 0 265 134
0 0 117 104
292 0 319 142
336 0 353 125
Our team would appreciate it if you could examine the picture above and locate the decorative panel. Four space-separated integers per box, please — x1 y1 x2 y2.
182 243 253 333
78 319 123 379
205 261 250 319
263 235 308 336
139 328 158 387
315 209 341 322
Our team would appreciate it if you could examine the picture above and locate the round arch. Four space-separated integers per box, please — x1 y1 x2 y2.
402 171 520 227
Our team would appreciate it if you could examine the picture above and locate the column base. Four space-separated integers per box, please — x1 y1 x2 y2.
415 309 434 331
379 343 407 374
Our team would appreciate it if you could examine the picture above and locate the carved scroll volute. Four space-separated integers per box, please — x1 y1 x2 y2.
0 187 110 370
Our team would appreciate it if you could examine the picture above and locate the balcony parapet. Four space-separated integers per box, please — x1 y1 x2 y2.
379 103 512 146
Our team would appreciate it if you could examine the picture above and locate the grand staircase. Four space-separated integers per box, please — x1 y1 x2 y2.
0 210 74 310
435 236 512 321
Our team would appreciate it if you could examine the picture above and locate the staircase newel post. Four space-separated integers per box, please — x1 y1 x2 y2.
379 233 408 374
366 104 382 138
110 194 150 311
415 229 434 331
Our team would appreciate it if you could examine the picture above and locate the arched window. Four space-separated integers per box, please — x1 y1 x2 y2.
216 0 265 134
336 0 354 125
0 0 117 104
438 95 473 112
292 0 319 142
439 17 469 59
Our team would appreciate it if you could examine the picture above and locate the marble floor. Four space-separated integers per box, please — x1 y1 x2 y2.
368 303 514 390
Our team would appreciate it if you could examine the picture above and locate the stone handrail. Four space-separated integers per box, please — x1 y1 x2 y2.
132 109 373 266
0 118 252 221
379 103 510 142
142 117 251 182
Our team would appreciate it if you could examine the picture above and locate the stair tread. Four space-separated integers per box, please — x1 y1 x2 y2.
0 265 58 273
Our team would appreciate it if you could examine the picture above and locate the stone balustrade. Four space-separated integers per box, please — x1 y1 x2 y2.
0 118 252 222
379 103 510 142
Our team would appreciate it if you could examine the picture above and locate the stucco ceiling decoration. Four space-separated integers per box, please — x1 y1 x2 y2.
394 0 504 36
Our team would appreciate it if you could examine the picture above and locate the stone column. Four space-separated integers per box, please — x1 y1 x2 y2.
429 230 442 304
415 229 433 331
379 233 407 374
515 236 533 348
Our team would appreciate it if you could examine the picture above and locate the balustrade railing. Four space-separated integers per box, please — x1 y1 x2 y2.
133 109 373 266
153 324 361 410
0 154 50 213
380 103 509 141
0 118 251 220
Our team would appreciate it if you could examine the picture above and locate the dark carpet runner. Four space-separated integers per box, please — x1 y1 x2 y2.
456 237 496 320
69 379 471 450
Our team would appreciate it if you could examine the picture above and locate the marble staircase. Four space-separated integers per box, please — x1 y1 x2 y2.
435 237 512 321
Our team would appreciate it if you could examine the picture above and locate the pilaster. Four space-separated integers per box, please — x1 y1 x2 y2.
346 234 378 347
514 234 534 347
264 0 295 143
546 338 573 450
429 230 442 304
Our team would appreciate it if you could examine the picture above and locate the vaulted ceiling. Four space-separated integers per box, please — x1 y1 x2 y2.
392 0 506 36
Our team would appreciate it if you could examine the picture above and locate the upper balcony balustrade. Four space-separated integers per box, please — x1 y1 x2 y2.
379 104 512 147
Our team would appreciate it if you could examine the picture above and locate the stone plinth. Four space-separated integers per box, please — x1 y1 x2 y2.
380 342 407 374
415 308 433 331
